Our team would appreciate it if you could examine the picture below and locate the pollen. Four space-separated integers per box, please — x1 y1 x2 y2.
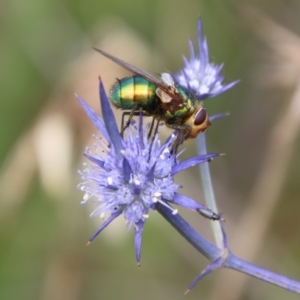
107 177 113 185
82 193 89 203
154 191 162 197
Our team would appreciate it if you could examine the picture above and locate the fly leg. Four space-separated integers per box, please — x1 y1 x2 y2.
148 116 161 140
121 111 131 137
166 124 191 154
121 108 154 137
147 117 155 139
120 104 139 137
148 117 161 161
121 109 160 160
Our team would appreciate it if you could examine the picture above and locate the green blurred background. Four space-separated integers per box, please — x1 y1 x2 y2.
1 0 300 299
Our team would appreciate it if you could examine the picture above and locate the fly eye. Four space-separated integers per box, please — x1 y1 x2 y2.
194 108 207 125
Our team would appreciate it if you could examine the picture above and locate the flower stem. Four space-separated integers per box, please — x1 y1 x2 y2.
196 133 223 247
225 253 300 294
157 203 300 294
157 203 221 260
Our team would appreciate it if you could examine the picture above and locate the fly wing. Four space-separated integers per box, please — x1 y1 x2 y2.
93 48 183 103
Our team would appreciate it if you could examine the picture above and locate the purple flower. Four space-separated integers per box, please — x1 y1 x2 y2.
77 80 220 264
174 19 238 99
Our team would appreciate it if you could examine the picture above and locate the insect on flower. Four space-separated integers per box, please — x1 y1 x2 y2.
94 48 210 151
77 79 222 264
93 19 237 151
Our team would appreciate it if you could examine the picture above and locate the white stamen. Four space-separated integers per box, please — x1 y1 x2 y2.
172 209 178 215
163 148 170 154
143 214 149 219
152 197 158 203
120 149 125 155
107 177 113 185
100 212 105 219
154 191 161 197
83 193 89 201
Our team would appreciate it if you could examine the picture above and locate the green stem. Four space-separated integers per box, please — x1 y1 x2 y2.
196 133 223 247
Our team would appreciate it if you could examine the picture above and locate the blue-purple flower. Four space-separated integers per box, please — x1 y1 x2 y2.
174 19 238 99
77 80 220 264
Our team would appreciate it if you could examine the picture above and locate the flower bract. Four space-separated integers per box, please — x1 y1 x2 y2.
77 80 220 264
174 18 238 99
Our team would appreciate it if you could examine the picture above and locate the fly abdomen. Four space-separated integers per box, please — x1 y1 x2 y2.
110 75 158 111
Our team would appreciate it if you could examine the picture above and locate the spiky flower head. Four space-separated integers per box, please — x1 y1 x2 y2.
77 80 219 264
174 18 238 99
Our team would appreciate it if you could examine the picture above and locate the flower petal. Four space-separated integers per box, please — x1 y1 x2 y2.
83 153 105 168
171 193 208 211
173 18 238 99
122 157 132 183
134 220 145 265
209 113 229 123
77 96 110 142
99 79 123 157
188 39 195 60
198 19 209 71
187 256 224 292
172 153 219 175
209 80 240 98
89 211 121 242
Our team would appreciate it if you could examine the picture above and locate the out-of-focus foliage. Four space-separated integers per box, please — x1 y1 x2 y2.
1 0 300 299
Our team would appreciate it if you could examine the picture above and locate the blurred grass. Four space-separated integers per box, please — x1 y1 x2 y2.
1 0 300 299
